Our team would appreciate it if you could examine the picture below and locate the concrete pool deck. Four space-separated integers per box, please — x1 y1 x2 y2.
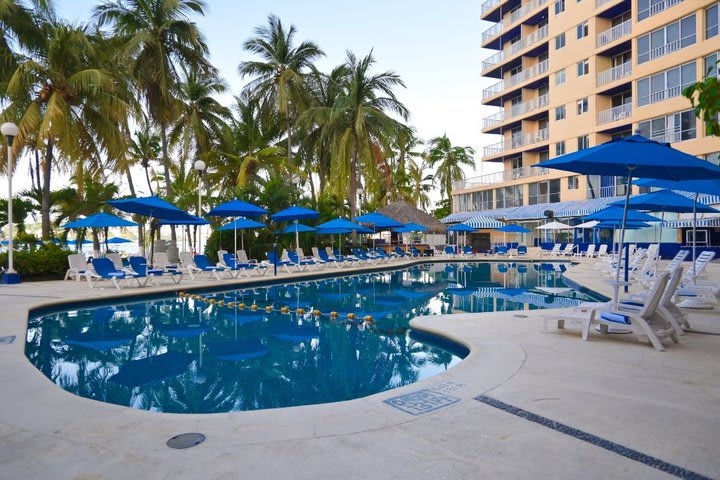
0 256 718 479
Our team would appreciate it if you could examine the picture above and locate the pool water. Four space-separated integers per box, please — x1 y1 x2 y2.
25 262 601 414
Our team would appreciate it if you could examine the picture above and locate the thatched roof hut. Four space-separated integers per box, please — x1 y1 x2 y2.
377 201 447 233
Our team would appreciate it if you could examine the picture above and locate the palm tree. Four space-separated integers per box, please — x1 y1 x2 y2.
3 13 129 239
93 0 212 201
328 50 408 221
238 14 324 167
128 130 161 196
0 0 43 88
407 159 434 210
424 134 475 198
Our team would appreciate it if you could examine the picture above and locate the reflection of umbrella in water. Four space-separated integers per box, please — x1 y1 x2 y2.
271 322 320 342
222 310 266 324
64 307 135 351
109 351 195 387
209 338 269 361
536 286 573 295
155 323 209 338
445 285 477 296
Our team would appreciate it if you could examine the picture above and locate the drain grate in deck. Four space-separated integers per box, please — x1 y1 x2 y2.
384 389 460 415
167 433 206 449
0 336 15 345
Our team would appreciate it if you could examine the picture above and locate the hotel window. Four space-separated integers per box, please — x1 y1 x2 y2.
707 3 718 38
706 152 720 166
529 179 561 205
638 0 684 22
637 110 697 143
471 190 494 211
555 105 566 120
577 22 589 39
555 33 566 49
554 0 565 15
496 185 524 208
637 15 696 64
510 156 523 171
637 61 696 106
555 69 566 85
576 97 589 115
706 53 719 77
568 176 579 189
555 141 566 156
577 59 590 77
577 135 590 150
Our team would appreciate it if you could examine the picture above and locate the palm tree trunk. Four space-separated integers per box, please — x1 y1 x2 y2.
144 167 154 196
285 110 292 165
33 149 41 191
350 130 359 244
306 164 316 203
41 139 53 240
159 124 177 243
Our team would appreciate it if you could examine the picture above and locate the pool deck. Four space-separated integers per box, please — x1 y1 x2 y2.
1 256 719 479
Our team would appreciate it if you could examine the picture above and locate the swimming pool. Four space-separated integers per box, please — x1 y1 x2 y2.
25 262 602 414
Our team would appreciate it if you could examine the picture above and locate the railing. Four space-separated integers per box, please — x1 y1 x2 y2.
481 0 549 43
509 59 548 87
597 104 632 125
596 0 621 9
638 0 683 21
482 51 504 71
507 24 549 57
452 166 551 190
596 61 632 87
651 128 682 144
597 20 631 47
482 110 505 128
483 128 550 157
483 80 505 99
481 0 503 15
640 85 682 106
510 93 549 118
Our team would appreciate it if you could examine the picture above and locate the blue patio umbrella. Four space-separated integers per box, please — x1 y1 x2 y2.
393 222 428 233
207 200 268 255
447 223 476 249
62 212 138 229
218 218 266 251
271 206 320 250
158 215 209 226
535 134 720 301
634 178 720 284
106 237 133 244
496 223 531 247
595 220 651 229
354 211 403 229
315 218 364 231
66 239 92 245
584 206 661 223
107 196 195 221
277 223 316 234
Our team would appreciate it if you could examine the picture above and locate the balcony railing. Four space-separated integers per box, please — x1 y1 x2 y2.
483 128 550 157
481 0 503 15
482 110 505 129
647 38 688 62
651 128 682 144
639 86 682 106
509 59 548 87
596 0 621 9
482 51 504 71
596 61 632 87
507 25 549 57
481 0 549 43
597 104 632 125
638 0 683 21
483 80 505 99
452 166 551 191
510 93 549 118
597 20 631 47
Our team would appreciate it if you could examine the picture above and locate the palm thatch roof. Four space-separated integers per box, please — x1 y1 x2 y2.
377 201 447 233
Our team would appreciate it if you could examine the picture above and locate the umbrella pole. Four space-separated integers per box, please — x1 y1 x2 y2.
692 193 698 285
241 230 245 252
234 218 238 259
295 219 299 251
656 211 665 277
614 173 634 302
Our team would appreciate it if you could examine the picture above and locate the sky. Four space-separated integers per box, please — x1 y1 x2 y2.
9 0 501 199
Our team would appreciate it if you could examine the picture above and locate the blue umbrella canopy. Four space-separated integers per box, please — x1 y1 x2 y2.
62 212 138 229
206 199 267 218
609 190 719 214
218 218 266 231
584 206 661 222
315 218 364 231
66 239 93 245
633 178 720 196
393 222 427 233
316 226 374 234
106 237 132 244
107 196 195 221
354 211 403 228
158 215 210 226
277 223 316 234
534 135 720 180
271 206 320 222
595 221 651 229
496 224 531 233
447 224 476 232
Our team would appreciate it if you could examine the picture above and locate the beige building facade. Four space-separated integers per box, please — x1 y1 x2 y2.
453 0 720 216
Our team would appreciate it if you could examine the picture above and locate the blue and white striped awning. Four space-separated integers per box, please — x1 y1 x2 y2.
505 201 578 220
441 211 480 223
471 287 502 298
663 217 720 228
463 216 505 229
556 196 626 217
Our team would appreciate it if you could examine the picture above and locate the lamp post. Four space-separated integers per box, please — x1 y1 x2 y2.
289 174 301 250
1 122 20 284
194 159 206 254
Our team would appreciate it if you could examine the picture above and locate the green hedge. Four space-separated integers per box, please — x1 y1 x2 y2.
0 244 71 281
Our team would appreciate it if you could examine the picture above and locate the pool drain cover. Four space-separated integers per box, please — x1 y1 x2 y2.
167 433 206 449
0 336 15 344
513 314 528 318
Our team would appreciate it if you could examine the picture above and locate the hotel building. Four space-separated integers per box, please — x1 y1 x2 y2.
448 0 719 247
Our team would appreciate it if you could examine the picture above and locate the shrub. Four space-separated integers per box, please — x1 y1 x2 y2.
0 243 71 281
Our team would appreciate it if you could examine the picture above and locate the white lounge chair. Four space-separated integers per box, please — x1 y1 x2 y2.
217 250 229 266
561 244 575 256
180 252 229 280
105 252 124 271
624 267 687 336
576 244 595 258
596 244 608 257
236 250 259 265
676 251 718 300
548 244 562 256
153 252 179 271
64 253 90 281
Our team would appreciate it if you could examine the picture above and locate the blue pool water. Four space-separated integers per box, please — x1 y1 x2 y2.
25 262 602 413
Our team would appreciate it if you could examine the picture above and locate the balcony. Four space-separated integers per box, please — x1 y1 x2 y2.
596 61 631 87
510 93 549 118
483 80 505 99
638 0 683 21
482 51 504 72
597 20 631 48
481 0 504 16
483 128 550 157
482 25 549 74
481 0 549 43
452 166 551 191
508 59 548 87
483 111 505 129
638 86 682 107
597 104 632 125
595 0 622 9
651 128 683 144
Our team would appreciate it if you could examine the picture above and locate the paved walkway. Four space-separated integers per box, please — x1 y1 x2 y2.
0 256 718 479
